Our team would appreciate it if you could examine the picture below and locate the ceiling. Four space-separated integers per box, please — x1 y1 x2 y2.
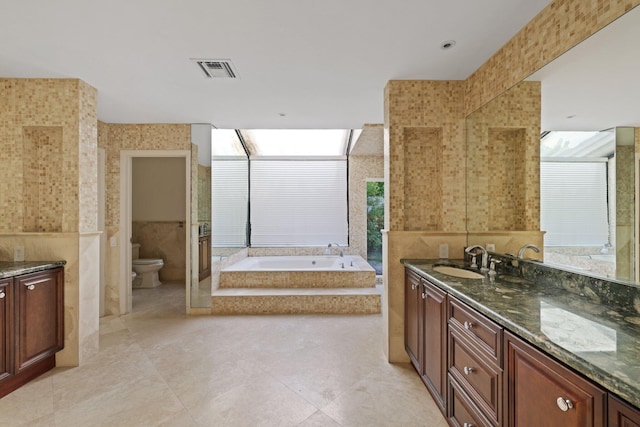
528 5 640 132
0 0 552 129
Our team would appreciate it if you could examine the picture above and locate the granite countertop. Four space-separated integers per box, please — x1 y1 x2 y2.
402 259 640 409
0 260 66 279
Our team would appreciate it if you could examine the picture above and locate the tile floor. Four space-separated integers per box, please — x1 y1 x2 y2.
0 282 448 427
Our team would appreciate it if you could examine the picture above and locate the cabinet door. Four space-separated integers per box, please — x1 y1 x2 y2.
505 332 605 427
15 268 64 372
0 278 12 381
421 279 447 412
404 269 422 371
609 395 640 427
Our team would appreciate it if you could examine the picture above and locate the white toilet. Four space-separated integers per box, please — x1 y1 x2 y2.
131 243 164 288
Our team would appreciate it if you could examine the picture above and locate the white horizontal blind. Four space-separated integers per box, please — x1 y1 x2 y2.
211 160 248 247
250 160 348 246
541 161 609 246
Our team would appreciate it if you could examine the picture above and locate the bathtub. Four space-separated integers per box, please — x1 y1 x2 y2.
220 255 376 288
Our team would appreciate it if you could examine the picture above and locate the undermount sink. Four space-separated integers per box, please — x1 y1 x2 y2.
433 265 484 279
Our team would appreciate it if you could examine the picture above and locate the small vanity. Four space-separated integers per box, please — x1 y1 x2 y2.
403 255 640 427
0 261 65 399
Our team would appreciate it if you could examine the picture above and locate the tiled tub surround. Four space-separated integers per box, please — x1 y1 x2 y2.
213 255 380 314
402 257 640 409
220 255 376 289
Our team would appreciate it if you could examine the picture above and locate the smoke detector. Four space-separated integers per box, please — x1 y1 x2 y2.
191 59 239 79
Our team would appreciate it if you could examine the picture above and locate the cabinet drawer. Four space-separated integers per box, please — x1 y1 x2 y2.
608 395 640 427
448 374 494 427
449 325 502 426
449 297 502 364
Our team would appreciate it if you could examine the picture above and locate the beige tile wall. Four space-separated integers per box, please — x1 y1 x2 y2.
348 156 384 260
465 1 640 116
97 123 191 315
466 81 541 232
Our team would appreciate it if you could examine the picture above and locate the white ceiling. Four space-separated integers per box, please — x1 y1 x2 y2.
528 5 640 132
0 0 552 129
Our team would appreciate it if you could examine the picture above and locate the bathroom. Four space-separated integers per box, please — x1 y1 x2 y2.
130 157 187 291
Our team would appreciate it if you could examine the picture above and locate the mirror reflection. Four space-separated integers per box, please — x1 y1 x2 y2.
466 5 640 282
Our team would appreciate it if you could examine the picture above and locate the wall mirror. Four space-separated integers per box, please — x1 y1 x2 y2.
466 5 640 283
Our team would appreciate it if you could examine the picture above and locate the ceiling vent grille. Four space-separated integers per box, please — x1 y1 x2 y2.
192 59 238 79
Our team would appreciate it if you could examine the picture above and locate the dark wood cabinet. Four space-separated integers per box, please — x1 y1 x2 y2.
0 267 64 399
198 235 211 281
0 278 12 383
405 269 421 370
404 269 447 412
609 395 640 427
504 331 606 427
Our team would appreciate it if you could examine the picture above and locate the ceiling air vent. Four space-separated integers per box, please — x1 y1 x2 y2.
192 59 238 79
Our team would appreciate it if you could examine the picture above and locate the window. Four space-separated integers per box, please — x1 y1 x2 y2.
250 160 348 246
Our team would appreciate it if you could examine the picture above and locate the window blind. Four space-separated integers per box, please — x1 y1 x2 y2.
211 159 248 247
541 161 609 246
250 159 348 246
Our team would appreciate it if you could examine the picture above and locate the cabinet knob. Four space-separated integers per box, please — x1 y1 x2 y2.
556 397 574 412
463 423 475 427
26 284 35 291
411 283 417 290
464 321 474 330
0 291 4 299
421 292 426 299
463 366 475 375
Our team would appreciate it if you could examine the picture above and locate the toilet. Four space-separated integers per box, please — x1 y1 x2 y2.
131 243 164 288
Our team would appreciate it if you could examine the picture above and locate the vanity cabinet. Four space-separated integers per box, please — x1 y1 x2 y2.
404 269 447 411
198 235 211 281
609 395 640 427
448 296 503 427
0 278 11 383
504 331 606 427
0 267 64 399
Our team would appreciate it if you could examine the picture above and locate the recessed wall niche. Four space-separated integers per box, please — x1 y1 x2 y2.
403 127 443 231
22 126 64 232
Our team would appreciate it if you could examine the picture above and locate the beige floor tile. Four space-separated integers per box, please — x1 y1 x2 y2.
0 281 448 427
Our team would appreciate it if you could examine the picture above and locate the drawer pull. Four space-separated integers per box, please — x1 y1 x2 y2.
556 397 574 412
0 291 4 299
421 292 426 300
463 366 475 375
26 284 35 291
464 321 474 330
463 423 475 427
411 283 417 290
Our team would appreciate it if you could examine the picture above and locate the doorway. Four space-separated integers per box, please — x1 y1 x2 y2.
119 150 191 314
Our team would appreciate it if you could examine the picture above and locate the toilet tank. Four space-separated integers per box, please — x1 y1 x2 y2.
132 243 141 260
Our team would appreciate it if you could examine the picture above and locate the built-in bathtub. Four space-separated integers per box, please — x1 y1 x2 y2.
220 255 376 288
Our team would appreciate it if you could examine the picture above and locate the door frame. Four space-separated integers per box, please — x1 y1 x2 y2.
119 150 192 314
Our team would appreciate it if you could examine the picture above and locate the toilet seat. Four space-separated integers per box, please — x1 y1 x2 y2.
133 258 163 265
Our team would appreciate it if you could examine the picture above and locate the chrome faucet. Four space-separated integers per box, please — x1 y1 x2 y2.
327 243 344 257
465 245 488 272
517 244 540 260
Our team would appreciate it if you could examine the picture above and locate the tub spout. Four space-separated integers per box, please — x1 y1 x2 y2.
328 243 344 257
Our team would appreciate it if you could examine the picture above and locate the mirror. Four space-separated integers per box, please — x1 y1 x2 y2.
466 5 640 283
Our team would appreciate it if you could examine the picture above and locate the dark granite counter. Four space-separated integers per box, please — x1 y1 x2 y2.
0 261 66 279
402 258 640 409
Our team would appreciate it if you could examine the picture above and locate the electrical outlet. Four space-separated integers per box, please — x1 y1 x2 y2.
110 236 117 247
14 246 25 262
487 243 496 252
439 243 449 259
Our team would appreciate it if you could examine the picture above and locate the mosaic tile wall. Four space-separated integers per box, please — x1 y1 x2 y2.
465 1 640 116
198 164 211 223
98 123 192 315
0 79 88 233
384 80 466 233
465 81 541 232
348 155 384 260
22 126 63 232
78 81 98 234
220 270 375 289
